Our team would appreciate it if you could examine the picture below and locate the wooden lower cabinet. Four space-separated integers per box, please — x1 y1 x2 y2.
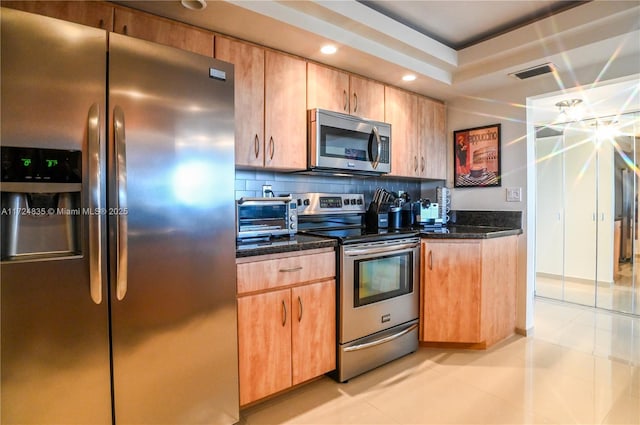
236 248 336 406
421 236 517 347
291 281 336 385
237 289 292 405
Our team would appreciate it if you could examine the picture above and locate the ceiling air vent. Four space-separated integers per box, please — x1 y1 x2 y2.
509 63 556 80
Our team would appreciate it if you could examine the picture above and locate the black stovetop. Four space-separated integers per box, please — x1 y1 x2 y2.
301 226 424 244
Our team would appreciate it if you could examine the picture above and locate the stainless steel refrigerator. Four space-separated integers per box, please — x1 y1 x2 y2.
1 8 239 424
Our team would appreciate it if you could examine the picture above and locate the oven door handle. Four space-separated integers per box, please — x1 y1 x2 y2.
344 242 418 257
343 323 418 352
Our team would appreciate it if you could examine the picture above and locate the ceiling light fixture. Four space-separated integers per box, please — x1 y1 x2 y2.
320 45 337 55
181 0 207 11
555 98 583 122
402 74 416 82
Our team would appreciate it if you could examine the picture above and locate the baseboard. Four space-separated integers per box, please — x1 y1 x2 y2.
515 327 532 337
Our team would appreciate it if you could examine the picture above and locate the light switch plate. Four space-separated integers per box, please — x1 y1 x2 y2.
506 187 522 202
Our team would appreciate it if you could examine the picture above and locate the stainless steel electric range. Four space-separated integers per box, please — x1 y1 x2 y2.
291 192 420 382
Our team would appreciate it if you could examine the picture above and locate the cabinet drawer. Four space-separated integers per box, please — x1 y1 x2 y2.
237 251 335 294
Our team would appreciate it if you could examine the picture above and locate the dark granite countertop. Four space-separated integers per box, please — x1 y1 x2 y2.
420 225 522 239
236 234 337 258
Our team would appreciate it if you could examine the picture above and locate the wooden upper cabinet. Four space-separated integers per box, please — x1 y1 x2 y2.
307 63 350 114
215 37 265 168
350 75 384 121
3 1 114 30
434 102 447 178
307 63 384 121
385 86 418 178
264 50 307 170
291 280 336 385
113 8 213 57
417 97 447 179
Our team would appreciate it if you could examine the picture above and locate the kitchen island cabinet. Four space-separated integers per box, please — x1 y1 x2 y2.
236 248 336 406
420 235 518 347
307 63 384 121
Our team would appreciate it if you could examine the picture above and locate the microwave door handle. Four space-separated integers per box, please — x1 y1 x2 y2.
369 126 381 169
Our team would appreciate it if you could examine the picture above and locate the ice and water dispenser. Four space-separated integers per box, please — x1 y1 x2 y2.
1 147 82 261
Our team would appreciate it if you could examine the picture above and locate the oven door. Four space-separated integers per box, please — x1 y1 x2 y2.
339 237 419 343
309 109 390 174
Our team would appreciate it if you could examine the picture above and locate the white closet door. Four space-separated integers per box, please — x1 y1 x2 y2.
535 135 565 278
563 124 597 305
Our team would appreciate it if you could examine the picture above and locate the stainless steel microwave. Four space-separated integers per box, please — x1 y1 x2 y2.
236 196 298 239
308 109 391 175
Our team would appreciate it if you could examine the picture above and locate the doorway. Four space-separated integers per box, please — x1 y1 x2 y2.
535 112 640 315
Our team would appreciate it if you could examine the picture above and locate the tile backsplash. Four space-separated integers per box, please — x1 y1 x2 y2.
235 169 445 203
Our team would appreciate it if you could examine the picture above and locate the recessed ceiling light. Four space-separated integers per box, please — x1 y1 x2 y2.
402 74 416 82
320 45 337 55
181 0 207 11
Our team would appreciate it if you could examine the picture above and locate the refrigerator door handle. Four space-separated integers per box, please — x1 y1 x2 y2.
88 103 103 305
114 106 129 301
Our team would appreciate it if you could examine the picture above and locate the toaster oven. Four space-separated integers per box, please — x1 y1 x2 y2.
236 196 298 239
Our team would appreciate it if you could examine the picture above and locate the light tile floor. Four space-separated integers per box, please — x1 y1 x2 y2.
239 299 640 424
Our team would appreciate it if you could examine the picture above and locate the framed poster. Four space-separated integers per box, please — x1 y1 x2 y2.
453 124 501 188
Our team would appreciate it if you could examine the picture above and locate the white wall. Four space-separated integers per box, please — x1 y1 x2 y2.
446 54 640 332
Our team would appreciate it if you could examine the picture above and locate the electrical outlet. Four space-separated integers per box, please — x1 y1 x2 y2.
262 184 273 197
506 187 522 202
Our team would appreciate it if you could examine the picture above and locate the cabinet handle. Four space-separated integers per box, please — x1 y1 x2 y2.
353 92 358 112
279 266 302 273
254 134 260 158
298 296 303 322
343 89 348 112
421 156 425 173
414 156 418 172
269 136 275 160
122 24 128 35
99 19 104 29
282 300 287 326
428 250 433 270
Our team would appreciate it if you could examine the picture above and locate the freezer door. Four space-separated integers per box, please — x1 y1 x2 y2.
0 8 111 424
108 33 238 424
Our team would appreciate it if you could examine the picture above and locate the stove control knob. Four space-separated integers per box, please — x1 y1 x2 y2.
297 198 302 206
356 198 363 205
303 199 310 206
290 223 296 229
290 214 296 221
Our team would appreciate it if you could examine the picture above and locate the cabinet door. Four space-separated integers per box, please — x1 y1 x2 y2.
350 75 384 121
216 37 265 167
264 51 307 170
237 290 292 406
291 280 336 385
385 86 418 177
3 1 113 29
417 97 447 179
422 241 482 342
113 8 213 56
307 63 349 113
